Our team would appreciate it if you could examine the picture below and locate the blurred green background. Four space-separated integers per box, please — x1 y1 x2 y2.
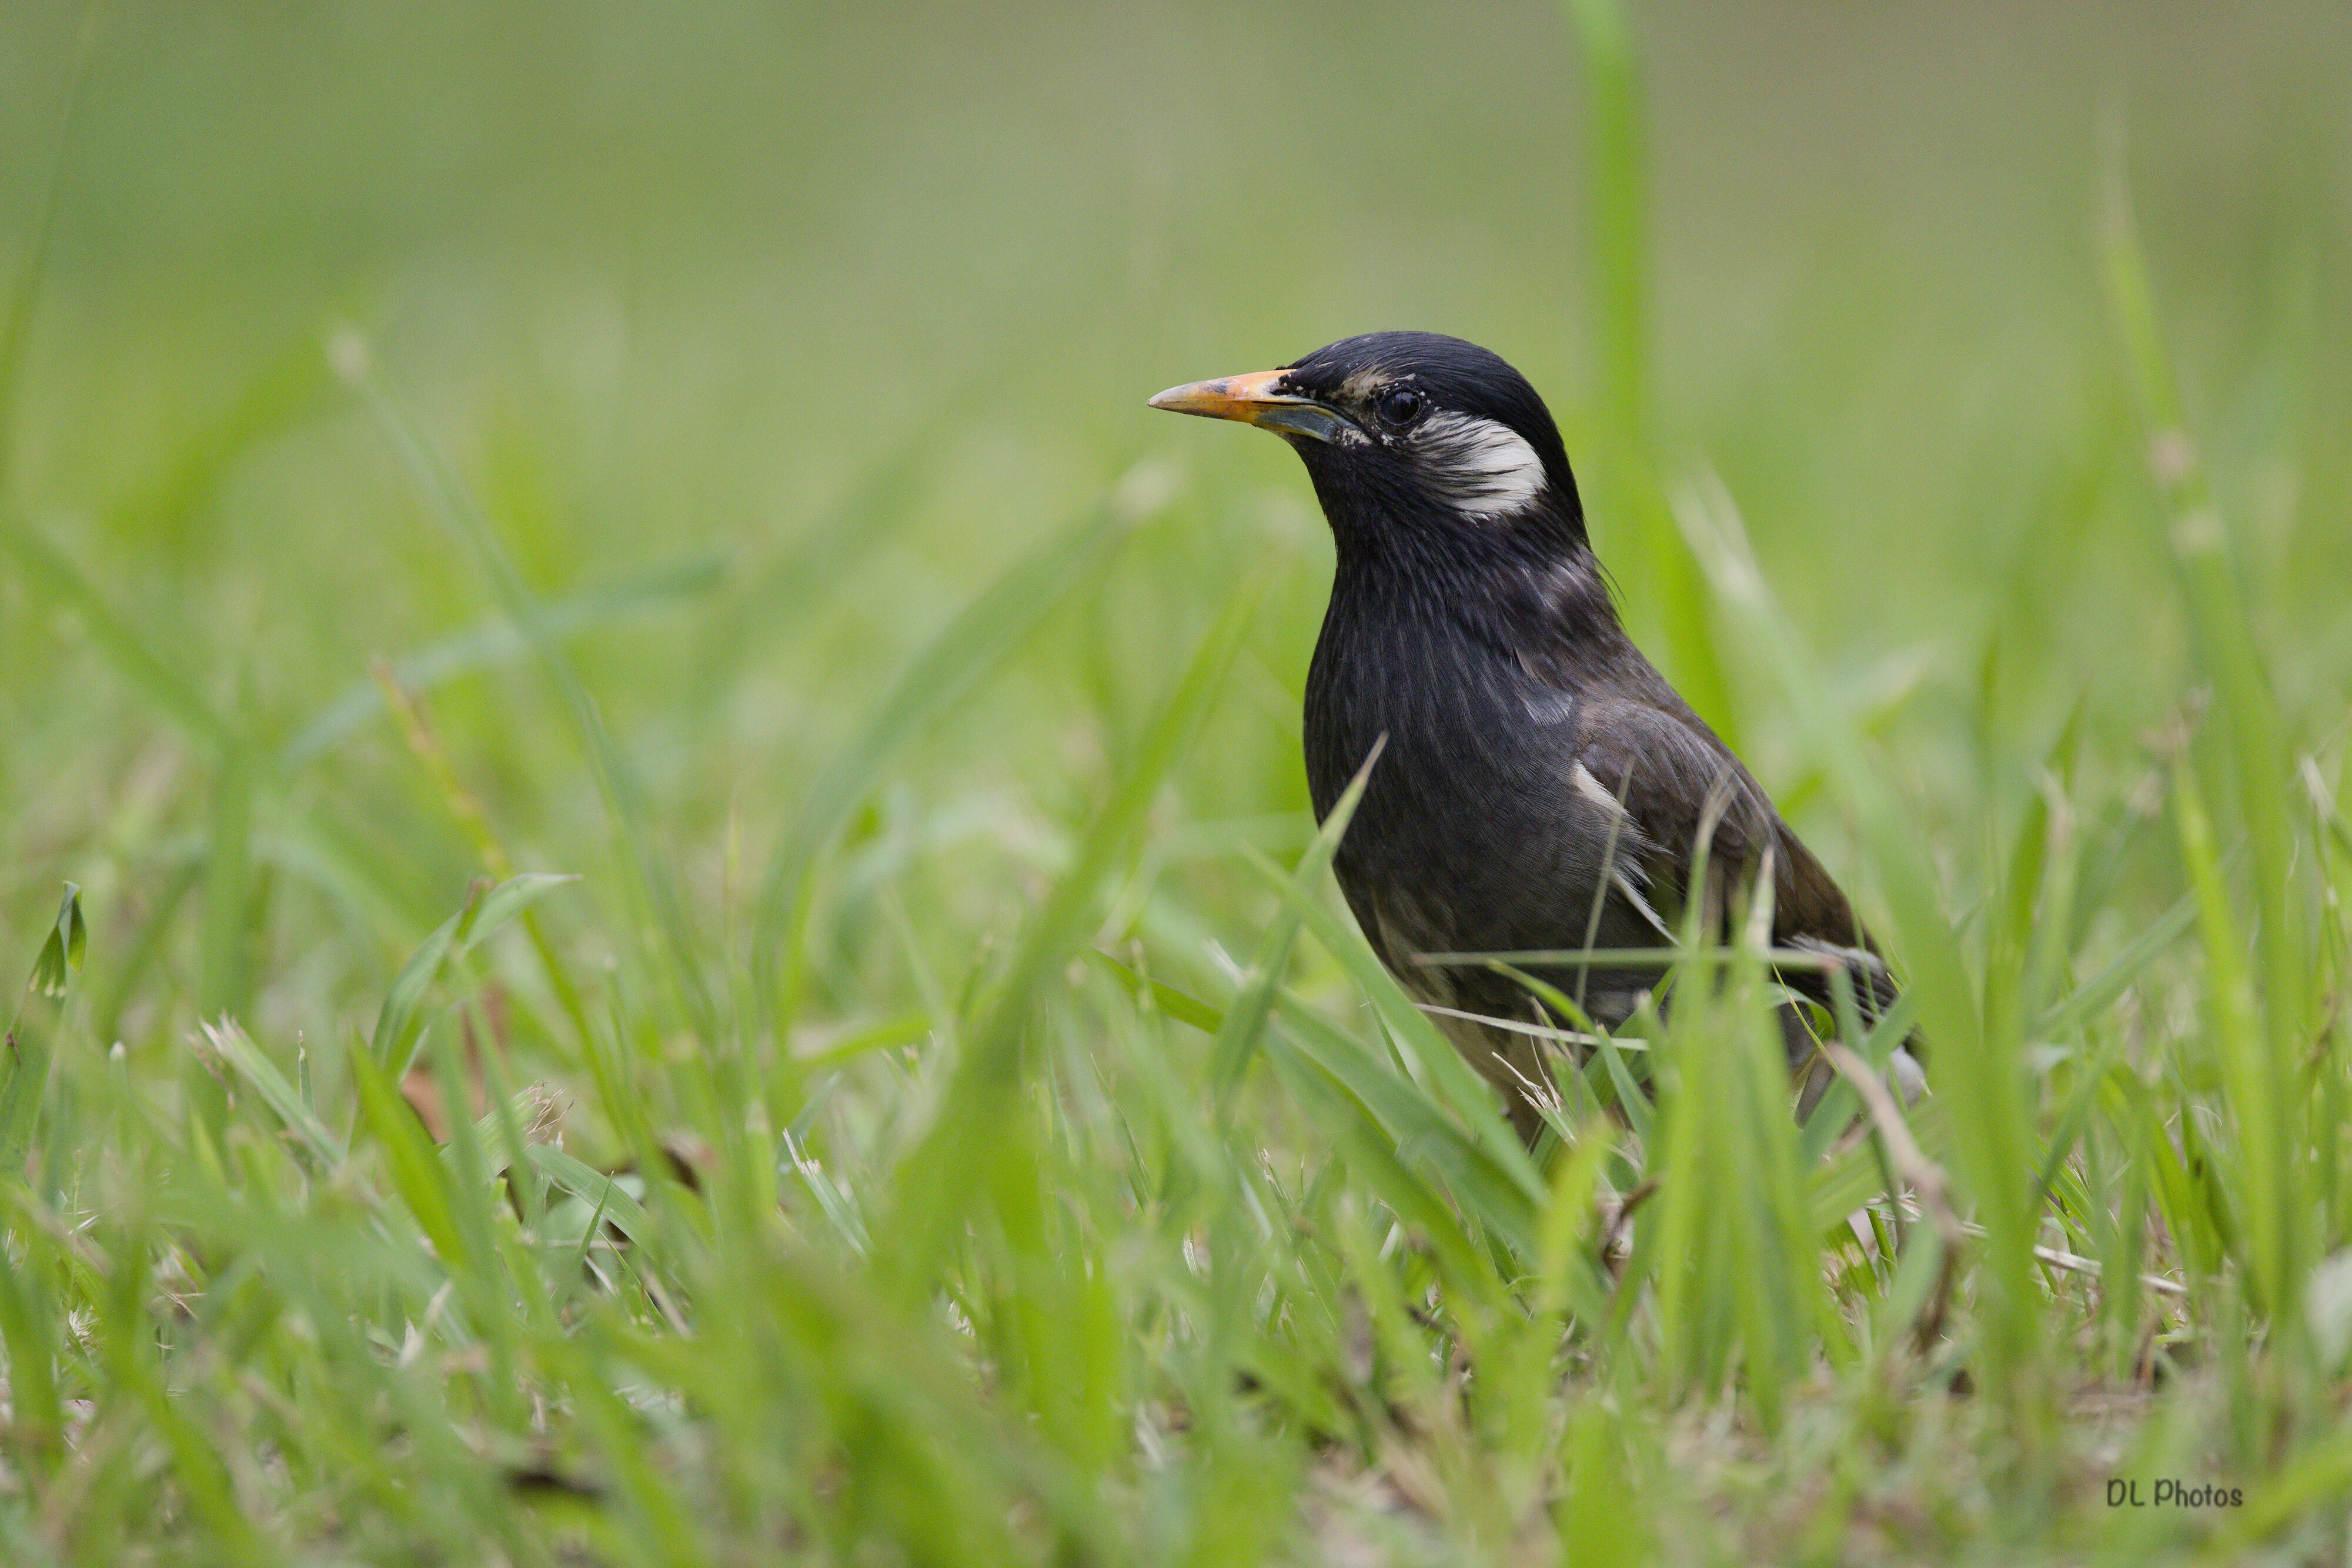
5 2 2348 1002
4 2 2351 1559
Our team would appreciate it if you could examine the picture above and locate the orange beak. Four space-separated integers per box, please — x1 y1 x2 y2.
1147 368 1352 443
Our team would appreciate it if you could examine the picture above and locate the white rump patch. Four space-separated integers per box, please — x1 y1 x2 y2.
1415 412 1547 517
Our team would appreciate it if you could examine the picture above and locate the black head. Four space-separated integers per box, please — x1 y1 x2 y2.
1148 331 1585 556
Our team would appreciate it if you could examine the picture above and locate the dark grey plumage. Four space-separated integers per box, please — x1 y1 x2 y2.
1151 331 1897 1139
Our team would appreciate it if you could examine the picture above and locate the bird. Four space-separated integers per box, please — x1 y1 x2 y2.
1148 330 1903 1142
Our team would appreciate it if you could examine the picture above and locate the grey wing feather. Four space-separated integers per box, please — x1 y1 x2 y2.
1568 698 1895 1017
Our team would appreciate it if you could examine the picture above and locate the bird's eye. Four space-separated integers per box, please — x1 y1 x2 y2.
1376 386 1424 427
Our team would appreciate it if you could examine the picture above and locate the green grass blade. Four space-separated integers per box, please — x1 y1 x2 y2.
351 353 719 1042
1082 948 1225 1035
880 569 1257 1285
1264 1034 1507 1300
0 521 240 753
0 2 95 478
2101 133 2307 1322
1208 737 1382 1102
1240 850 1544 1193
527 1145 655 1246
1556 0 1735 741
369 873 577 1078
1677 478 2040 1406
24 881 83 1003
202 1017 345 1167
346 1034 465 1266
279 553 725 771
2 885 83 1169
2171 755 2285 1312
2030 888 2197 1040
1270 1004 1539 1260
750 498 1141 1029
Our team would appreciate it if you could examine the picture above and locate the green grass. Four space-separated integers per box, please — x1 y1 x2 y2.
4 2 2352 1562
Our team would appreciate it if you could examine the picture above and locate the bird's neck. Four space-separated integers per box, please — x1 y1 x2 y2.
1304 513 1638 827
1326 512 1628 665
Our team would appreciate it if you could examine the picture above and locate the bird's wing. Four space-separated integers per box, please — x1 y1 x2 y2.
1567 697 1863 954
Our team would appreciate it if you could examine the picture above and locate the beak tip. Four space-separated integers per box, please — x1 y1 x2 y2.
1145 369 1309 430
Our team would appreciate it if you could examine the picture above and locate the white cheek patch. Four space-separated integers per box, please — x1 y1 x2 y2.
1414 412 1548 517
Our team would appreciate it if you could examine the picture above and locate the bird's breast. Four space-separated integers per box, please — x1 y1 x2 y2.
1303 603 1577 878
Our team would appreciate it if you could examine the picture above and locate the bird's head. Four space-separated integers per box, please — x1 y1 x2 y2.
1148 331 1584 556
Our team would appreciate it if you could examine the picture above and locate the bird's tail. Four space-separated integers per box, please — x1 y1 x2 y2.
1780 933 1902 1029
1779 933 1927 1110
